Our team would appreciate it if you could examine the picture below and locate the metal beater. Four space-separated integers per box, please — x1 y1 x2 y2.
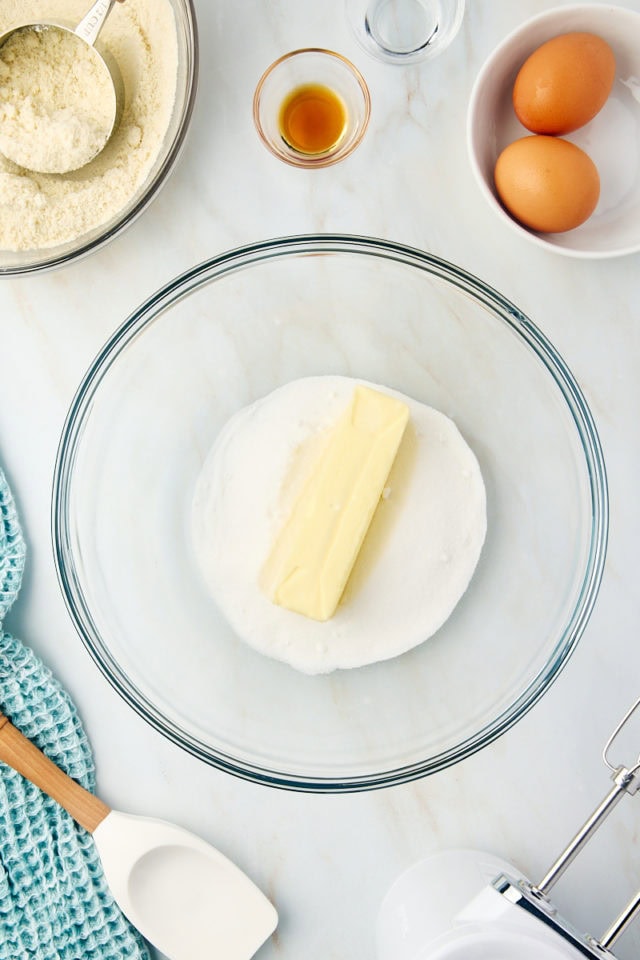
494 696 640 957
377 696 640 960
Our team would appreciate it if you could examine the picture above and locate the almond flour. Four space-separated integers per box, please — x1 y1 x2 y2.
0 0 178 251
0 26 116 174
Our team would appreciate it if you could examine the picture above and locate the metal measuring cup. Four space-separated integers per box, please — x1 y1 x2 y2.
0 0 126 174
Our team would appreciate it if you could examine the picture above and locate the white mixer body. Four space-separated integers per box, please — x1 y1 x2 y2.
376 849 585 960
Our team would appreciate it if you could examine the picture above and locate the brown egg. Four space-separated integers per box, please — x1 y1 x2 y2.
513 32 616 135
494 136 600 233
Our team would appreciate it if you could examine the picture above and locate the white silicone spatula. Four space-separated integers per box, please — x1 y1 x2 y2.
0 712 278 960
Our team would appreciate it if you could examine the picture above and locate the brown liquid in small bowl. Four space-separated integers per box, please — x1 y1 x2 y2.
279 84 347 155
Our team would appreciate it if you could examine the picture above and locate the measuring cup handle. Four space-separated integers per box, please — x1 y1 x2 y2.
0 713 110 833
75 0 125 48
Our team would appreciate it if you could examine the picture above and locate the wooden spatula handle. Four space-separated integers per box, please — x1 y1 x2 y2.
0 714 110 833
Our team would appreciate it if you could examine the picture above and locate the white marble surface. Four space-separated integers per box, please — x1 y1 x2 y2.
2 0 640 958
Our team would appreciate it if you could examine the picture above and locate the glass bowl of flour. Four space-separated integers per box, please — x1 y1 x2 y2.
53 236 608 791
0 0 197 274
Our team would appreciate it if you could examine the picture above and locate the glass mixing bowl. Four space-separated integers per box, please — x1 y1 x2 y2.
0 0 197 275
53 236 608 791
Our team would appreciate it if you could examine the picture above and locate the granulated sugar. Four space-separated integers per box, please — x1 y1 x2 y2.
0 0 178 250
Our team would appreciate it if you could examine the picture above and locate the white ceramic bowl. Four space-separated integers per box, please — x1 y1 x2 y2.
467 4 640 259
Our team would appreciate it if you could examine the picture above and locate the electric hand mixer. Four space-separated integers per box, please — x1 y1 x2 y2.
377 697 640 960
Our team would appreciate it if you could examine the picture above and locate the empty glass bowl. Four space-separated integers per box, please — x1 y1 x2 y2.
53 236 608 791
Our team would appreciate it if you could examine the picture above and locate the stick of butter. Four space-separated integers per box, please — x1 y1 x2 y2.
263 385 410 621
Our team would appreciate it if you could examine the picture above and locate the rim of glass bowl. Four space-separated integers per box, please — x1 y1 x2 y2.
0 1 199 277
52 234 609 793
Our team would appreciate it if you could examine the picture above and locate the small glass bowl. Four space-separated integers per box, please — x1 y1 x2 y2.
253 48 371 168
345 0 465 65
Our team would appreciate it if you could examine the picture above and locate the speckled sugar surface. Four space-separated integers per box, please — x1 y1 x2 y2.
192 376 487 675
0 0 177 250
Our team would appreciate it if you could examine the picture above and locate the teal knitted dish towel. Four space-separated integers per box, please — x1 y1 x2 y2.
0 469 151 960
0 469 25 624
